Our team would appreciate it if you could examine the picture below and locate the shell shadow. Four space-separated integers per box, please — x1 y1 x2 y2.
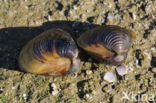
0 20 99 71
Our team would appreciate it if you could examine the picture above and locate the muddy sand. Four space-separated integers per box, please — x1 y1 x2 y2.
0 0 156 103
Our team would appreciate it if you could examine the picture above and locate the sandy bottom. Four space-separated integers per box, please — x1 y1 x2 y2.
0 0 156 103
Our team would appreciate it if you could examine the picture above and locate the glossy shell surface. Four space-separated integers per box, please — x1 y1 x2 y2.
19 28 80 76
77 25 136 65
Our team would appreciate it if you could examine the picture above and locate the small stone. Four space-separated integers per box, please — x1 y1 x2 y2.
0 88 3 91
116 64 128 76
108 88 113 93
136 59 139 65
107 14 115 21
0 88 3 93
151 47 156 51
84 94 90 98
51 83 57 89
12 86 16 90
86 70 92 75
104 72 116 83
51 83 59 95
23 94 26 97
23 93 27 99
52 90 58 96
152 68 156 73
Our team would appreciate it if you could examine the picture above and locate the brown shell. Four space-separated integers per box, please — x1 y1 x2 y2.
18 28 80 76
77 25 136 65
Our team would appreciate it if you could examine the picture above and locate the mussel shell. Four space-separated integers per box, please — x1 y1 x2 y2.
77 25 136 65
19 28 80 76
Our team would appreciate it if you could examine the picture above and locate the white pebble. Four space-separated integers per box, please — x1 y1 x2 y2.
101 19 105 24
152 68 156 73
51 83 59 95
84 94 90 98
151 47 155 51
86 70 92 75
108 88 113 93
108 14 115 21
104 72 115 83
12 86 16 90
136 59 139 64
23 93 26 97
132 12 137 20
116 65 128 76
52 90 58 96
51 83 57 89
73 5 77 10
0 88 3 91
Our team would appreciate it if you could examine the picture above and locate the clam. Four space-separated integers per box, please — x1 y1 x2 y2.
77 25 136 65
18 28 80 76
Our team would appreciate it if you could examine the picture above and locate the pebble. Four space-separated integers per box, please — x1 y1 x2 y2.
116 64 128 76
23 93 27 100
51 83 57 89
12 86 16 90
0 88 3 91
151 47 155 51
136 59 139 65
152 68 156 73
51 83 59 96
107 14 115 21
0 88 3 93
86 70 92 75
52 90 59 96
104 72 116 83
84 94 89 98
84 94 92 99
23 93 26 97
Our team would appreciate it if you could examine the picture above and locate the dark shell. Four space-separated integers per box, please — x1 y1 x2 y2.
18 28 80 76
77 25 136 65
